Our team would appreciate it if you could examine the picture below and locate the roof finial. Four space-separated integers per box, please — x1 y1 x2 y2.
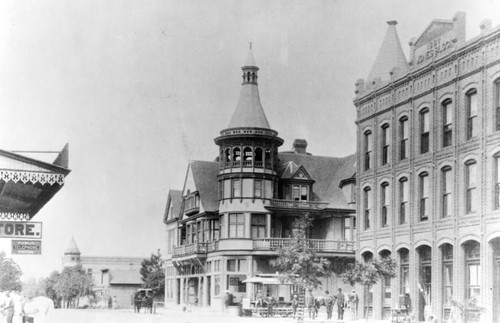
248 42 253 50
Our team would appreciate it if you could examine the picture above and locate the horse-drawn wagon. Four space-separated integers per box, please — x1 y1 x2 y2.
133 288 154 313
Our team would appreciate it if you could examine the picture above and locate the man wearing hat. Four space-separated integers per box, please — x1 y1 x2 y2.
324 290 334 320
291 294 299 318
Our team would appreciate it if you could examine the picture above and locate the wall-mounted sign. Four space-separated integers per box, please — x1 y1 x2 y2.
0 221 42 239
12 240 42 255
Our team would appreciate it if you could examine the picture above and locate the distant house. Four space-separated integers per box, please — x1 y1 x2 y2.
62 237 143 309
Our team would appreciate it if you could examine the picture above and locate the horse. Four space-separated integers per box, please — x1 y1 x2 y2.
133 292 142 313
21 296 54 323
142 295 153 314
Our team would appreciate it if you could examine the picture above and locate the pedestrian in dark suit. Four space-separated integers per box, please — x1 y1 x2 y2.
336 288 346 320
324 290 334 320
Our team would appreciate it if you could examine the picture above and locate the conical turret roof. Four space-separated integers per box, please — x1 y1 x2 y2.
64 236 80 255
367 21 408 83
226 47 271 130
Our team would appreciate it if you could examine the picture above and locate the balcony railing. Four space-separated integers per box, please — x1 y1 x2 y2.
172 242 207 258
270 199 329 210
253 238 354 253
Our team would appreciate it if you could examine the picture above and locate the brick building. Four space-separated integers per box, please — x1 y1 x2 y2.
163 48 356 309
354 12 500 322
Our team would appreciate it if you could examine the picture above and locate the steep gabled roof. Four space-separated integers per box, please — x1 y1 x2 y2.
278 153 356 210
189 160 219 213
163 189 182 223
279 161 313 181
413 19 454 48
64 236 80 255
367 21 408 83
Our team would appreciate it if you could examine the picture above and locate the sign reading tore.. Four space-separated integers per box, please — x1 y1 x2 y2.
12 240 42 255
0 221 42 239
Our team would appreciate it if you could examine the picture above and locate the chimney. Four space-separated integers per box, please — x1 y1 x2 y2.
293 139 308 154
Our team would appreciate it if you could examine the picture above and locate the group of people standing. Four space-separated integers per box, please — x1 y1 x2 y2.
304 288 359 321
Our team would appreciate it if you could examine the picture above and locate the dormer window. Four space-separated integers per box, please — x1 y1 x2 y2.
284 184 309 201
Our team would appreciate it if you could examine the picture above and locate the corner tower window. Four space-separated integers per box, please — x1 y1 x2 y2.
255 148 263 168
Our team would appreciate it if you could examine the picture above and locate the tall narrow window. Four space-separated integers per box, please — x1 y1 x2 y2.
419 172 429 221
399 249 410 295
441 166 452 218
495 153 500 210
465 160 477 214
254 180 262 198
442 244 454 308
442 100 453 147
420 109 430 154
364 187 371 230
232 179 241 198
381 182 389 227
495 79 500 131
400 117 409 160
466 90 478 140
399 177 408 224
464 241 481 302
381 124 390 165
364 130 372 171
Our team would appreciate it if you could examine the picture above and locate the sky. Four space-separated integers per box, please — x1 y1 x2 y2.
0 0 498 280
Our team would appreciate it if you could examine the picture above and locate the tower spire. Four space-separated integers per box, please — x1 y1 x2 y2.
226 46 271 129
367 20 408 83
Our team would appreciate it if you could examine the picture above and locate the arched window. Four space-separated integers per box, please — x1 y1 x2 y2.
441 166 452 218
420 109 430 154
419 172 429 221
466 89 479 140
399 177 409 224
494 152 500 210
417 245 432 316
363 187 372 230
254 147 263 168
364 130 372 171
495 79 500 131
264 149 271 168
381 124 390 166
363 251 374 318
442 99 453 147
399 117 409 160
399 248 410 296
233 147 241 162
225 148 231 162
465 160 477 214
243 147 253 161
441 244 454 309
463 241 481 302
380 250 392 317
381 182 390 227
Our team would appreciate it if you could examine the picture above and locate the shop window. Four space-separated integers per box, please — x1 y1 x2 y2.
399 248 410 295
442 244 454 306
464 241 481 302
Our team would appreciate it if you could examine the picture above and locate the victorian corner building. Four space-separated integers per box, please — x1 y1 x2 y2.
354 13 500 323
163 48 357 309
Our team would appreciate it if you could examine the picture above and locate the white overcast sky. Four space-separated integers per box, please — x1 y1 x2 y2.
0 0 498 279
